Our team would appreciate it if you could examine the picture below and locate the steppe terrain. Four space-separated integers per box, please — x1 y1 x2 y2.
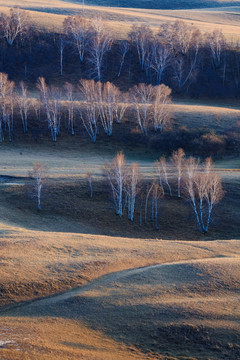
1 0 240 39
0 1 239 359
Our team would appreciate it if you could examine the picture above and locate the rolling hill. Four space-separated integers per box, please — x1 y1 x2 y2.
68 0 240 9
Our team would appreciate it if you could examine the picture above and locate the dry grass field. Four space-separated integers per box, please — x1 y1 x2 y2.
1 0 240 39
0 223 239 359
0 1 239 359
0 137 239 358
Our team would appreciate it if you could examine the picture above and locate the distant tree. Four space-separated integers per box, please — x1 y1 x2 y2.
129 24 153 71
64 82 75 135
170 148 185 198
155 156 172 196
37 77 61 142
78 79 99 143
185 157 224 233
144 181 154 224
114 91 129 124
151 84 172 132
57 35 67 76
88 17 112 81
17 81 31 133
99 81 121 136
49 86 62 140
154 161 164 196
37 76 50 122
104 151 127 217
130 83 154 135
151 183 163 230
63 16 90 63
0 73 14 142
206 30 226 68
29 162 48 211
150 42 172 84
117 40 129 77
159 20 202 56
125 162 141 221
0 7 29 46
159 21 202 91
172 54 198 92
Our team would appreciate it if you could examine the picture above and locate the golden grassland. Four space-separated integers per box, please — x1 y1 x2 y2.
0 224 239 359
0 317 153 359
0 3 238 355
0 137 238 359
0 0 240 39
0 100 238 177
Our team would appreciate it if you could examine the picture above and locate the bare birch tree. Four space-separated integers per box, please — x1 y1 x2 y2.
144 181 154 224
159 20 201 56
88 17 112 81
151 183 163 230
78 79 99 143
155 156 172 196
206 30 226 68
64 82 75 135
172 55 198 91
0 7 29 46
129 24 153 70
158 21 202 91
49 86 62 140
104 151 127 217
114 91 129 124
150 43 172 84
63 16 90 63
17 81 31 133
125 162 141 221
170 148 185 198
185 157 224 233
151 84 172 132
29 162 48 211
154 161 164 196
0 73 14 142
130 83 154 135
57 35 67 76
117 40 129 77
99 81 121 136
37 78 61 142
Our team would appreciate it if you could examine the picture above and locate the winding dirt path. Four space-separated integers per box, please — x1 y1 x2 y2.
0 256 224 316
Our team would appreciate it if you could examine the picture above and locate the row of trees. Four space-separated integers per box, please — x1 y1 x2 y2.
129 22 228 89
104 150 224 232
61 15 231 88
78 80 172 141
30 150 224 233
1 8 240 97
0 73 172 142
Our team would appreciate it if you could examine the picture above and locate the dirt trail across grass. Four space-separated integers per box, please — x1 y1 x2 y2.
0 256 222 313
0 254 239 359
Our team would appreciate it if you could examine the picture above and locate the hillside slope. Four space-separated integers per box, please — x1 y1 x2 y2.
68 0 240 9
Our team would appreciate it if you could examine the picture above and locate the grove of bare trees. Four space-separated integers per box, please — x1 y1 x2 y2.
103 151 224 232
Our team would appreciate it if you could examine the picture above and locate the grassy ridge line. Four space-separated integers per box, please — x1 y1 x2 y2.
1 2 240 39
0 215 239 305
1 0 240 9
67 0 240 10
